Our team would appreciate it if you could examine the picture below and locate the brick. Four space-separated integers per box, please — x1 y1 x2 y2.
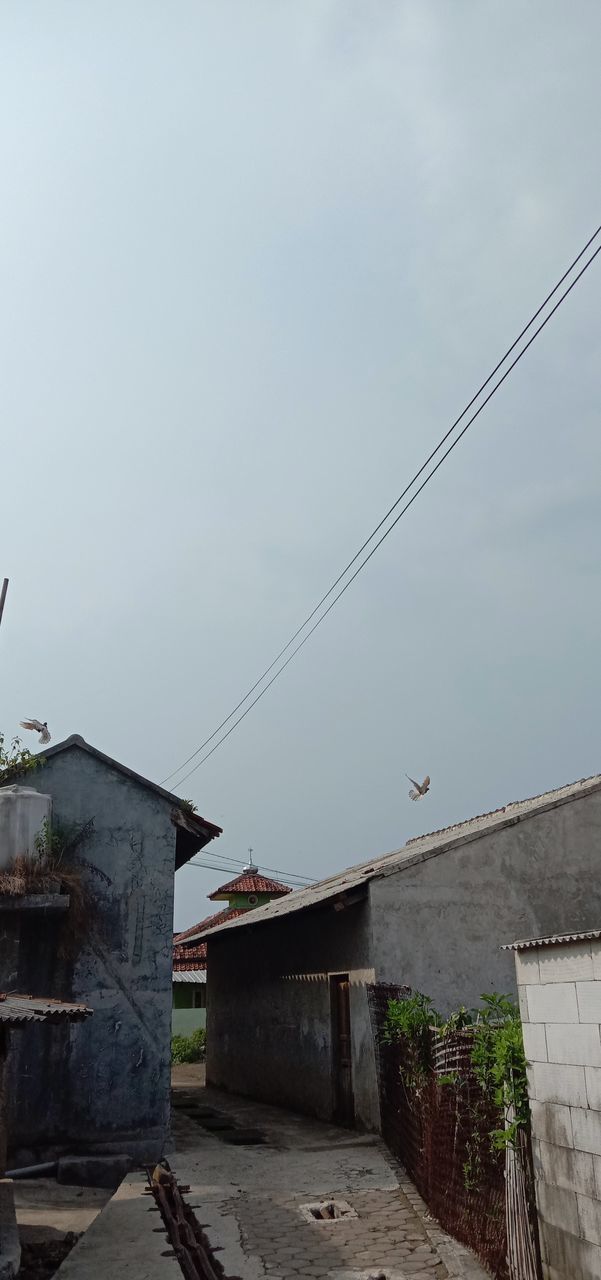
518 984 529 1022
522 1022 547 1063
571 1106 601 1156
577 1192 601 1246
539 943 594 983
537 1139 596 1197
576 982 601 1023
546 1023 601 1067
586 1067 601 1111
537 1181 580 1234
527 982 579 1024
532 1062 587 1107
530 1100 574 1149
516 951 541 984
540 1220 601 1280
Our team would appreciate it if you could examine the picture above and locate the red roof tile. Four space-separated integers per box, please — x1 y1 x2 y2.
209 873 292 900
173 907 246 968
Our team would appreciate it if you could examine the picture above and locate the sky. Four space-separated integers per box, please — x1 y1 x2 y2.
1 2 600 932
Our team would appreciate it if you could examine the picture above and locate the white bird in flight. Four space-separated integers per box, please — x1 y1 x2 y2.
20 719 51 745
406 773 430 801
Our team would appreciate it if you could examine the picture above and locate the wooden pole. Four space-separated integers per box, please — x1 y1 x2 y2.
0 579 8 631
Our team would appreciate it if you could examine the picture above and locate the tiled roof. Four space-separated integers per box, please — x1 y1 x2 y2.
173 942 206 971
209 873 291 900
0 994 92 1024
173 908 247 969
174 907 246 945
193 772 601 942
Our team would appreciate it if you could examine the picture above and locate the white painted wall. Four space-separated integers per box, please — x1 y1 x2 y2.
516 936 601 1280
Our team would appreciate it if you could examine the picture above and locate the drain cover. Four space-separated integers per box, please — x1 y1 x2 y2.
299 1199 358 1223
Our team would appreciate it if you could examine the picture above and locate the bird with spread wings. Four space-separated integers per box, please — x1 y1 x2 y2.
20 719 51 745
406 773 430 801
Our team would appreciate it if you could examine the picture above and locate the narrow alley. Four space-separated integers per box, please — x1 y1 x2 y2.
167 1065 489 1280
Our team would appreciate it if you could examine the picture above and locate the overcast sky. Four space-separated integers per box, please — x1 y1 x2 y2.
1 2 600 931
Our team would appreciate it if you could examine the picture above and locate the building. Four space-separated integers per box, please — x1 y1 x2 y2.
3 734 221 1165
507 927 601 1280
172 865 290 1036
194 774 601 1132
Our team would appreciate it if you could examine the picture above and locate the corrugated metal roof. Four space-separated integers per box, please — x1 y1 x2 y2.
0 994 92 1024
191 772 601 943
172 970 207 984
503 929 601 952
209 873 291 900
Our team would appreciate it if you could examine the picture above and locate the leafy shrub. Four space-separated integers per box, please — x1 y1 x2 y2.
171 1027 206 1064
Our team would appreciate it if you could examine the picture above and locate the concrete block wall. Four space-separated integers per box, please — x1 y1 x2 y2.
517 938 601 1280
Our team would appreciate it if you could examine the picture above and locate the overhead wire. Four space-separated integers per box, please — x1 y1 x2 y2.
164 225 601 788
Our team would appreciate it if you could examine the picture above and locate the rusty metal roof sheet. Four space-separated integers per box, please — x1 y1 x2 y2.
0 994 93 1024
503 929 601 952
191 772 601 943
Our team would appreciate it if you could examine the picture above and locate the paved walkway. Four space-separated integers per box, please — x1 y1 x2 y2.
170 1065 489 1280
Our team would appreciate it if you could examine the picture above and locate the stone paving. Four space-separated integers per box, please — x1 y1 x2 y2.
170 1065 488 1280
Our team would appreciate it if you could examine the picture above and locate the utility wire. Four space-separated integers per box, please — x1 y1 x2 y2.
191 860 314 884
188 858 313 884
165 227 601 788
190 856 316 883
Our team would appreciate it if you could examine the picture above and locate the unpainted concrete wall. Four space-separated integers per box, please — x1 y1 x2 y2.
5 745 177 1163
371 791 601 1014
515 938 601 1280
207 900 380 1130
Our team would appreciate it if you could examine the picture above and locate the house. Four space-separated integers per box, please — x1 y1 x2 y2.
193 774 601 1133
2 734 221 1165
172 864 290 1036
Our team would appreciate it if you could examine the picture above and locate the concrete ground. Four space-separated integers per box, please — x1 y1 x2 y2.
169 1064 489 1280
14 1181 111 1246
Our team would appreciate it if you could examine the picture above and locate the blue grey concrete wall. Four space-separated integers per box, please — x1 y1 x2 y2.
370 790 601 1016
6 744 178 1163
207 901 380 1131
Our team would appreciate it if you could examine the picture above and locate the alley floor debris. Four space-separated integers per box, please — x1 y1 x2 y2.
170 1065 489 1280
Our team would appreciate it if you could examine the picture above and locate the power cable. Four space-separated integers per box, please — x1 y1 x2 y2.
165 226 601 787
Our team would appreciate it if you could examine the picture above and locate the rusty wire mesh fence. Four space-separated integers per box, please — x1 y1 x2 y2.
367 983 511 1278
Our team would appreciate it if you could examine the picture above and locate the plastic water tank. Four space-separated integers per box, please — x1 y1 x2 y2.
0 786 52 869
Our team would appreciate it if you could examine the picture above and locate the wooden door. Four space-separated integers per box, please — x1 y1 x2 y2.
331 975 355 1127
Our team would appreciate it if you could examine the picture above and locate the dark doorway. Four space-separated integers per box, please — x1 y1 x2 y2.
330 974 355 1127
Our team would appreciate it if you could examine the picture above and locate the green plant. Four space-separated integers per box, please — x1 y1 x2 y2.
179 799 198 814
383 992 442 1042
171 1027 206 1064
383 992 442 1093
0 733 39 785
470 995 528 1151
440 1005 475 1036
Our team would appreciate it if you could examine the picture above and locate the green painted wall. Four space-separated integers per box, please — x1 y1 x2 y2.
222 893 275 910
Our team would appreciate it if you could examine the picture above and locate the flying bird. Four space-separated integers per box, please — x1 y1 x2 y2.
406 773 430 801
20 719 51 745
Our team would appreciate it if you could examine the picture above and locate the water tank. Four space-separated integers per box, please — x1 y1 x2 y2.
0 786 52 869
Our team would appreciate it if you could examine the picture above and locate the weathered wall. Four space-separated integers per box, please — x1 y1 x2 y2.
515 937 601 1280
5 745 177 1163
371 791 601 1014
207 899 380 1130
